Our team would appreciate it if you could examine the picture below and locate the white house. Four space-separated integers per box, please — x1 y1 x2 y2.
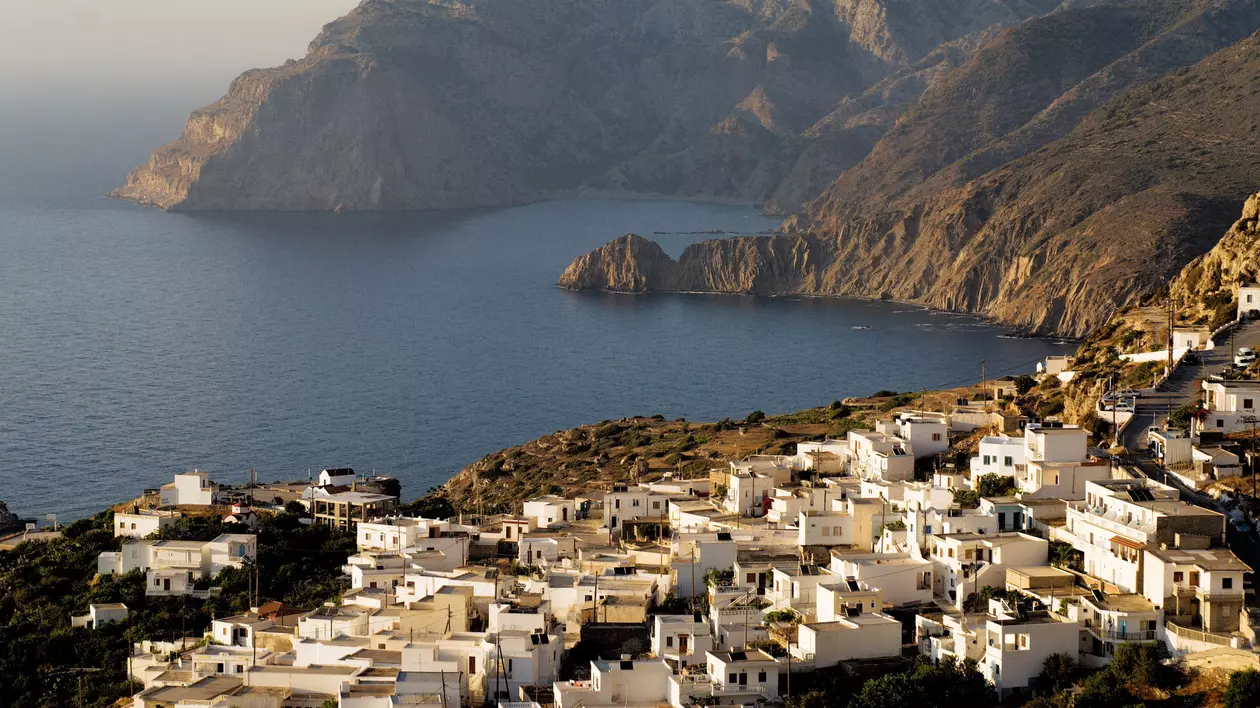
847 430 915 482
970 436 1026 485
159 470 216 507
1238 283 1260 319
70 603 129 629
318 468 357 487
794 612 902 667
1198 379 1260 435
114 509 179 539
651 614 713 667
523 496 578 527
829 551 933 607
1066 478 1225 594
703 649 781 702
979 607 1080 700
928 532 1048 607
604 484 671 533
880 411 949 459
1038 356 1071 376
793 440 849 473
1172 327 1212 351
206 534 256 575
555 659 674 708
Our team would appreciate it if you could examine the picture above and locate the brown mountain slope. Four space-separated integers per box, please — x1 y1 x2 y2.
563 5 1260 336
114 0 1058 211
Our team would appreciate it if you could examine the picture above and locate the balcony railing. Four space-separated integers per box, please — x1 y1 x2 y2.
712 683 772 697
1167 620 1234 647
1086 626 1157 642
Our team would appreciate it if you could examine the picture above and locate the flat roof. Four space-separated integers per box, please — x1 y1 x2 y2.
138 677 243 701
1083 593 1156 613
1147 546 1252 571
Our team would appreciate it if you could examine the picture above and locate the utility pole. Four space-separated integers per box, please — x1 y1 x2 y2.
981 359 988 414
786 639 792 702
1167 295 1175 377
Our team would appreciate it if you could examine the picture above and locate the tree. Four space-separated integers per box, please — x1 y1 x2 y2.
849 658 996 708
1033 653 1081 695
747 410 767 424
1110 642 1167 690
283 500 307 516
1014 375 1037 395
1074 671 1129 708
952 488 981 509
1224 669 1260 708
975 473 1016 498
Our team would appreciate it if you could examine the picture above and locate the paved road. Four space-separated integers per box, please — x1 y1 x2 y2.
1112 319 1260 570
1119 321 1260 452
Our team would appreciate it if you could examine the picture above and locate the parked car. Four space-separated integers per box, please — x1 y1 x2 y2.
1114 400 1136 413
1237 347 1257 367
1183 351 1200 365
1116 388 1143 398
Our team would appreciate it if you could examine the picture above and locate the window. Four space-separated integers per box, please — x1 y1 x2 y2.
615 499 621 509
1247 399 1255 409
758 671 767 682
235 665 243 673
1224 577 1234 589
1218 419 1225 428
932 433 942 441
1004 456 1013 467
747 573 755 583
1174 571 1183 582
632 499 640 507
729 673 738 684
666 636 674 647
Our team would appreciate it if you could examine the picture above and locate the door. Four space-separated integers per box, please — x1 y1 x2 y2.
163 578 170 592
469 656 477 674
739 672 748 686
562 508 569 521
679 634 689 656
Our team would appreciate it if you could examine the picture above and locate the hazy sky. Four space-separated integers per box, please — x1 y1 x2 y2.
1 0 361 106
0 1 363 200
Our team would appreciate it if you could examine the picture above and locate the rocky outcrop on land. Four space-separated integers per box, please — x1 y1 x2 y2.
1168 192 1260 327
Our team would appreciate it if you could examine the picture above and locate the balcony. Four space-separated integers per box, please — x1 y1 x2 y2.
712 683 772 697
1085 626 1157 642
1166 620 1236 647
1172 585 1245 601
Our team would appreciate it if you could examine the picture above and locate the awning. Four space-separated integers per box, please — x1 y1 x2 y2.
1111 535 1146 551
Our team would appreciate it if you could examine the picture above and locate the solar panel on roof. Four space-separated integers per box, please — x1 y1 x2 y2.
620 661 634 670
717 532 732 541
1128 488 1155 502
729 651 747 661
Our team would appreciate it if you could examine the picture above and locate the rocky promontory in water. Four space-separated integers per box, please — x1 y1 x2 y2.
0 501 26 535
116 0 1260 336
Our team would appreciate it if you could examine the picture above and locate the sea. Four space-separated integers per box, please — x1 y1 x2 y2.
0 102 1074 522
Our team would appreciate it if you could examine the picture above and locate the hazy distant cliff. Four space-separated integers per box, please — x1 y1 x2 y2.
114 0 1062 211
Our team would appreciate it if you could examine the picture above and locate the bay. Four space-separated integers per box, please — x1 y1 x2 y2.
0 194 1071 520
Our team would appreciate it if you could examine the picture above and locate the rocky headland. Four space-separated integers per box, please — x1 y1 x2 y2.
117 0 1260 336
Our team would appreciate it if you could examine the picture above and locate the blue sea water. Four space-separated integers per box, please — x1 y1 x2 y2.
0 111 1073 521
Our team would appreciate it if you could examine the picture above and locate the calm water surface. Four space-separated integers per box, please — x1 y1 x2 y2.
0 196 1072 520
0 107 1072 519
